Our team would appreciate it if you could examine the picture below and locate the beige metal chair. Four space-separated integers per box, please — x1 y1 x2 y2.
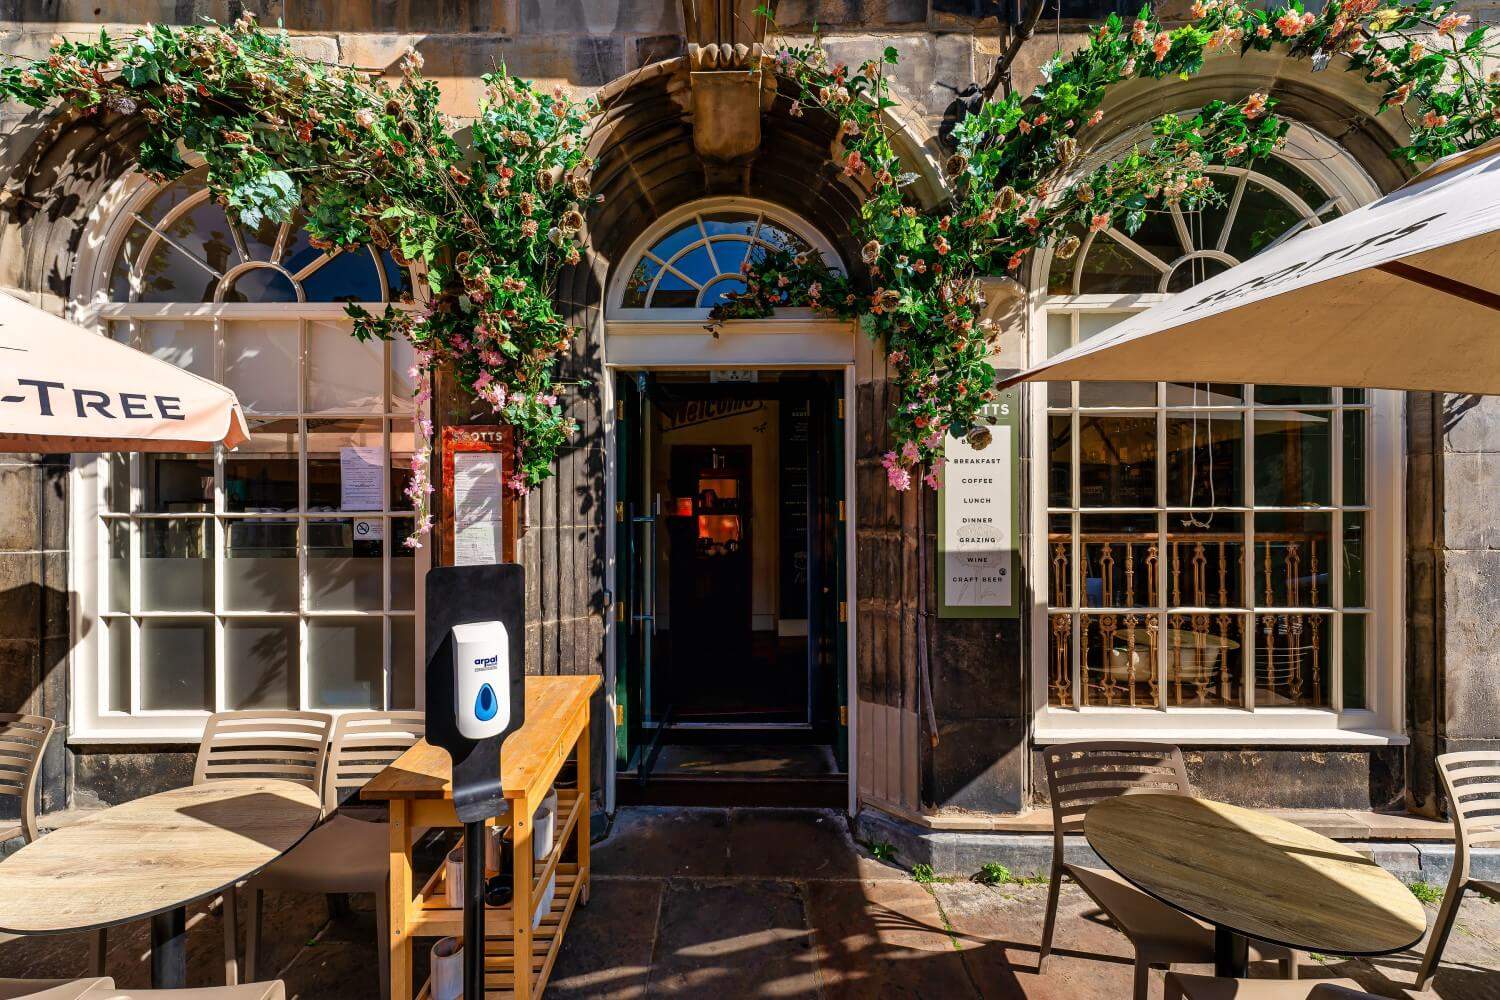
1040 741 1299 1000
235 711 424 998
0 983 284 1000
0 713 55 848
1165 972 1375 999
1415 750 1500 989
197 710 334 986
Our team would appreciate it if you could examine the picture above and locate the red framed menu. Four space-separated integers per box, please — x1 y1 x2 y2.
439 424 519 568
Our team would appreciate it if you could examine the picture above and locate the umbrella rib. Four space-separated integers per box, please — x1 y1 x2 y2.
1376 260 1500 313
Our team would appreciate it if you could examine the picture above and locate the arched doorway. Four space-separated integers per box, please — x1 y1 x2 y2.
605 197 855 808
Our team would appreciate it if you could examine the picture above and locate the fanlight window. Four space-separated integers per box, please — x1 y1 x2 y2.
1048 160 1341 296
107 170 408 304
617 207 821 311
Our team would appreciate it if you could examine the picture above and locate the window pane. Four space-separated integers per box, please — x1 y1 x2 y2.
137 232 221 303
1167 414 1244 507
1343 409 1366 506
1254 385 1330 406
1253 411 1332 507
306 518 382 610
223 267 299 304
301 246 385 302
1255 512 1331 608
651 268 697 308
308 321 384 412
1045 514 1072 606
107 520 131 614
1080 513 1157 608
140 620 213 710
109 222 151 300
1079 415 1157 507
699 276 748 307
1254 612 1331 707
391 517 415 611
1078 232 1163 294
1166 513 1243 608
308 418 384 511
1343 614 1367 709
106 453 131 513
1047 313 1073 356
142 454 213 514
1165 382 1243 406
139 320 215 378
225 418 299 513
224 519 298 612
1047 613 1073 706
1166 613 1244 708
391 616 417 709
141 519 213 611
700 212 758 237
307 618 383 709
225 620 298 709
619 256 661 308
670 246 715 286
1079 381 1156 407
1343 511 1366 608
390 422 415 511
391 338 416 412
1048 416 1072 508
226 319 299 413
106 618 131 713
1083 612 1158 707
1225 182 1309 262
647 222 700 263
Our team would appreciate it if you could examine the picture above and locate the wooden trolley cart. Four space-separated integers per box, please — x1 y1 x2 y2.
363 675 601 999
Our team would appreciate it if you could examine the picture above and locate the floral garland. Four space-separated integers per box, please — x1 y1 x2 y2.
0 15 597 544
717 0 1500 489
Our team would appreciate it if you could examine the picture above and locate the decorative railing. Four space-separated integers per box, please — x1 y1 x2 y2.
1047 530 1330 708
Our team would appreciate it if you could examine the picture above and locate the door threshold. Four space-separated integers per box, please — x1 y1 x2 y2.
615 773 848 809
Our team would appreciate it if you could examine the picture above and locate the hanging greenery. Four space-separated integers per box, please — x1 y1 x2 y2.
0 13 597 542
714 0 1500 489
2 0 1497 526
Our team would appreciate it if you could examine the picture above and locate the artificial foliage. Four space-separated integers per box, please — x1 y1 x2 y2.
716 0 1500 489
0 13 596 541
2 3 1498 521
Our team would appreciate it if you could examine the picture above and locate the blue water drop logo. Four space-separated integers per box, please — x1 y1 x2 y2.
475 683 498 722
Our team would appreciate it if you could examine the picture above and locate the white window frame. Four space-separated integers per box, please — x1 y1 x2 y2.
68 170 429 742
1026 127 1407 747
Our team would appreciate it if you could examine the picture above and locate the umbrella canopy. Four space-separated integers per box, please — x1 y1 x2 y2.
0 292 249 452
1001 140 1500 396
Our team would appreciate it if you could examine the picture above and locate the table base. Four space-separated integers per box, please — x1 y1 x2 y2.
150 907 187 988
1213 926 1249 978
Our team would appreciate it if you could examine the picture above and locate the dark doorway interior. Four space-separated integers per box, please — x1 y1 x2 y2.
615 370 847 807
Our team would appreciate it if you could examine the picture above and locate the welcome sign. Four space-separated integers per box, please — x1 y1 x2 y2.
937 387 1020 619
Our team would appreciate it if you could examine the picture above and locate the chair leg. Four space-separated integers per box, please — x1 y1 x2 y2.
1417 881 1467 990
376 884 391 1000
245 888 265 984
1132 957 1152 1000
1163 971 1185 1000
1282 948 1301 980
89 927 107 977
222 885 240 985
1038 863 1063 972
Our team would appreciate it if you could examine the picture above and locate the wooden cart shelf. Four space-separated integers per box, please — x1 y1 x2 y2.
365 675 601 1000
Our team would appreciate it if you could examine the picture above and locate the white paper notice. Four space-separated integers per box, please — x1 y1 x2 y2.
454 452 506 566
340 446 384 511
353 517 384 542
941 424 1013 607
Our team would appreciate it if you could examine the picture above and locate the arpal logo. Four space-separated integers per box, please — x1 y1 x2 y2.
473 654 499 670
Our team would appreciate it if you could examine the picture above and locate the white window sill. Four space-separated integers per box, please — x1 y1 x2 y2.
1033 723 1408 747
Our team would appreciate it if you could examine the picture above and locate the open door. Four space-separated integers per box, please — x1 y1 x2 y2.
614 372 652 771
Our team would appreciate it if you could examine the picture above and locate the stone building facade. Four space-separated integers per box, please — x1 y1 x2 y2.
0 0 1494 868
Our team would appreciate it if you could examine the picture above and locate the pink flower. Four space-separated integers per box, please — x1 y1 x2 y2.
881 450 898 470
1242 91 1268 119
901 440 920 463
1274 11 1305 35
1422 110 1449 128
1437 12 1470 35
923 471 941 490
1153 31 1172 62
1089 212 1111 232
842 150 865 178
887 465 912 490
1132 16 1149 44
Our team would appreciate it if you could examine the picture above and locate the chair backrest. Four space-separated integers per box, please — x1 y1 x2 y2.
322 711 426 814
193 711 333 797
1042 741 1192 856
1435 750 1500 882
0 713 55 842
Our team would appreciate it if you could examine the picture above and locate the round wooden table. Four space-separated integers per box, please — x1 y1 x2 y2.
0 778 321 988
1085 794 1427 977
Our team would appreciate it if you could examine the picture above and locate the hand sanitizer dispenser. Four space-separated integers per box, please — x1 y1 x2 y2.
451 621 510 740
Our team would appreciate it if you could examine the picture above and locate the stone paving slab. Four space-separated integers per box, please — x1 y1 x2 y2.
0 806 1496 999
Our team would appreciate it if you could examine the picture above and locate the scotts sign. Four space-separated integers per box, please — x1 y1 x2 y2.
0 294 248 453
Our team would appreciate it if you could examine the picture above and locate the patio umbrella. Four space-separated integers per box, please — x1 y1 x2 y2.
1000 139 1500 395
0 291 249 452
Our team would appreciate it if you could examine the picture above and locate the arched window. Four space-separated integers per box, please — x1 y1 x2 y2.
1033 128 1401 741
610 199 839 317
76 168 423 737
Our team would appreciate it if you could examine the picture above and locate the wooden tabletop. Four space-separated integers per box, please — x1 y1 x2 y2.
362 675 600 807
0 778 321 934
1086 794 1428 956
